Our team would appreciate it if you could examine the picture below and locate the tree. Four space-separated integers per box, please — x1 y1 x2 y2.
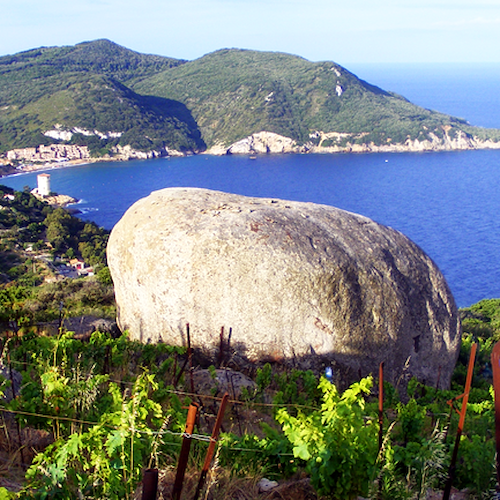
44 208 83 253
45 220 69 252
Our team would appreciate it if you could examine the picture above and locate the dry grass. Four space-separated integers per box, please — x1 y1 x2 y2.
0 413 54 493
133 467 320 500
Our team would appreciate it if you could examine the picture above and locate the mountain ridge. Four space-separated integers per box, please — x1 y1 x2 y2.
1 39 499 161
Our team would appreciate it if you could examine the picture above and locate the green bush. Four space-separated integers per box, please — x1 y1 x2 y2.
276 376 378 499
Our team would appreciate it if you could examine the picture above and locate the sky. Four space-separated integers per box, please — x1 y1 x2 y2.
2 0 500 64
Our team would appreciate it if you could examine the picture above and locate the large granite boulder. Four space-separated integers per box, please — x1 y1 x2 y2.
107 188 461 388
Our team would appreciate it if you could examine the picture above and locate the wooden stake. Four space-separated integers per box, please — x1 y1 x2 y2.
172 403 199 500
378 362 384 452
377 362 384 500
218 326 224 367
187 323 195 395
141 468 158 500
7 339 25 468
491 342 500 494
442 342 477 500
193 393 230 500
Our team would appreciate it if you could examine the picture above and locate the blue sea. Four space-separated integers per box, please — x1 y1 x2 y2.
3 63 500 309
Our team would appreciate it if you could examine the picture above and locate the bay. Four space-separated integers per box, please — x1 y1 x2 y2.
4 149 500 309
3 63 500 309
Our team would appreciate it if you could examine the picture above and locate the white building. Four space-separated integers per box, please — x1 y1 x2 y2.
37 173 51 197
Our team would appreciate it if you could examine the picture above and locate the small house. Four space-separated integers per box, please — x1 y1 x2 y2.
69 259 85 271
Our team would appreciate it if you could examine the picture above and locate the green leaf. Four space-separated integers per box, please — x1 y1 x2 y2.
105 429 126 456
0 487 14 500
293 443 311 460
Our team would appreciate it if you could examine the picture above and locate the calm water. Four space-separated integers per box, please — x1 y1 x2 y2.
3 64 500 309
349 63 500 129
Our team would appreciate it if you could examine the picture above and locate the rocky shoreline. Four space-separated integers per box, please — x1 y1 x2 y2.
35 193 79 208
2 128 500 178
206 129 500 155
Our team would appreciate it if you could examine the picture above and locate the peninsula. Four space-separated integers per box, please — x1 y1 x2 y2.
1 39 500 168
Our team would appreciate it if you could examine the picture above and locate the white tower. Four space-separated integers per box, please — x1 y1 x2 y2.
37 173 51 197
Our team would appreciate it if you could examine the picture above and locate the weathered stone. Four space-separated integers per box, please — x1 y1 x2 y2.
227 131 302 154
191 369 257 398
107 188 461 388
257 478 279 493
203 128 500 156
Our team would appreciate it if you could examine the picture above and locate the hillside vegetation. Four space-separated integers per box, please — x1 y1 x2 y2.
135 48 488 149
0 40 203 155
1 39 500 157
0 185 113 323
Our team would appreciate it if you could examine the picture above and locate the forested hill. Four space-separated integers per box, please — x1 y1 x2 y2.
135 48 498 151
1 39 500 158
0 40 203 156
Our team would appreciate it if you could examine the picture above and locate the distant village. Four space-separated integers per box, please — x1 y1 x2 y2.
6 144 90 163
3 172 95 280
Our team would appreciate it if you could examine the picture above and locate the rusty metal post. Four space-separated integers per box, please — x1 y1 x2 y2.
218 326 224 367
193 393 230 500
172 403 199 500
442 342 477 500
491 342 500 494
141 468 158 500
7 339 25 468
378 362 384 452
187 323 195 394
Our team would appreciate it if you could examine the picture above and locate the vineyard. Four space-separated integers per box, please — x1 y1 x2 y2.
0 316 497 499
0 186 499 499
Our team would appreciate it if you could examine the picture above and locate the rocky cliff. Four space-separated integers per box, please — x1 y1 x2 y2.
206 128 500 155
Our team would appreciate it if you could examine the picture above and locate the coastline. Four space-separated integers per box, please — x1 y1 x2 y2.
0 157 107 178
3 130 500 179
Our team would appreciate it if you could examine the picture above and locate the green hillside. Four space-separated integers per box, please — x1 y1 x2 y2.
1 40 499 157
0 40 203 155
135 48 500 149
0 38 184 87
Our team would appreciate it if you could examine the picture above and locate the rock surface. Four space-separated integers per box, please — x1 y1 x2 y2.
40 194 78 207
227 131 303 154
111 144 185 160
191 369 257 398
107 188 461 388
204 129 500 155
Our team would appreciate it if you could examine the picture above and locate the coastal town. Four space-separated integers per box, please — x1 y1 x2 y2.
6 143 90 163
0 141 171 177
0 144 91 177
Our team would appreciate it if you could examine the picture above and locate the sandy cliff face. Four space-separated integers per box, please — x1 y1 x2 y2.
110 144 185 160
226 132 303 154
206 132 303 155
108 188 461 389
205 128 500 155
